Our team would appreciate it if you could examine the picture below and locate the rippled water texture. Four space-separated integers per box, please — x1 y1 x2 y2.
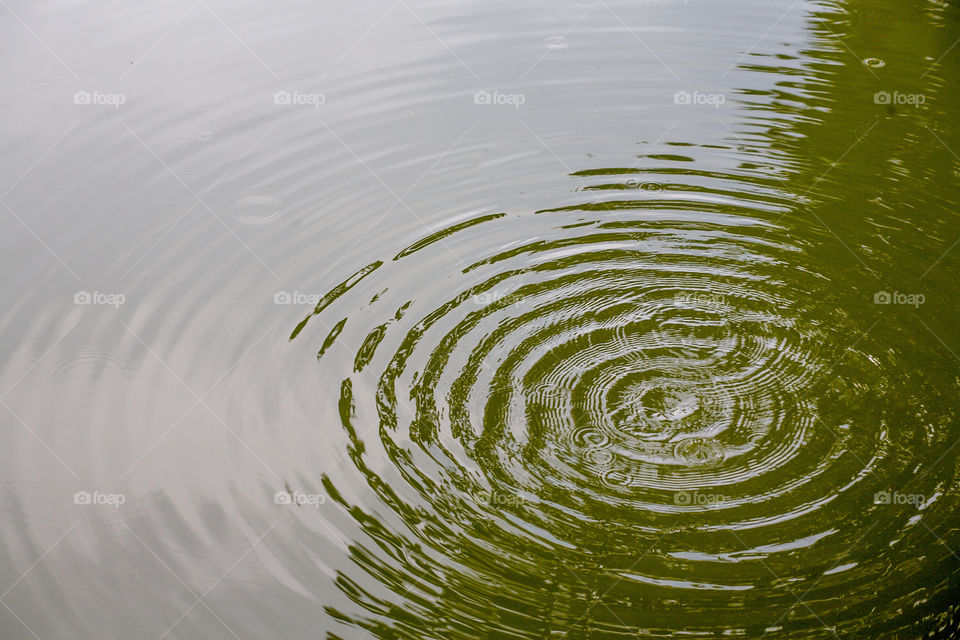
3 0 960 638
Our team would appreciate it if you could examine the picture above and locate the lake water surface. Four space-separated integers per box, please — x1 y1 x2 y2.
3 0 960 638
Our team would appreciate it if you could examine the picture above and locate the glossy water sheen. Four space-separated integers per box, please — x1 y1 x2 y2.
2 0 960 638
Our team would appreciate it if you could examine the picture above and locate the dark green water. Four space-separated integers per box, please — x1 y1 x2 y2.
2 0 960 638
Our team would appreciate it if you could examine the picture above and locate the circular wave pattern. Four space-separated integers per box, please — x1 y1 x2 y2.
292 170 957 638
